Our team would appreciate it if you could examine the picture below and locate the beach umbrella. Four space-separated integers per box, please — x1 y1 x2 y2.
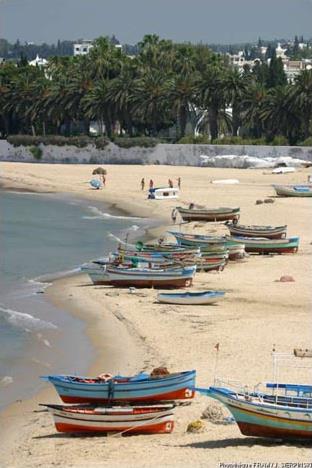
92 167 107 175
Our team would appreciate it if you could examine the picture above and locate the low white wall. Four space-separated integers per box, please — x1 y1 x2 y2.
0 140 311 165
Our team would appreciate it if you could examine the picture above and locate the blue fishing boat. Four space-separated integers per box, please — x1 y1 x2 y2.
197 381 312 440
229 236 299 254
273 184 312 197
157 290 225 305
42 369 196 404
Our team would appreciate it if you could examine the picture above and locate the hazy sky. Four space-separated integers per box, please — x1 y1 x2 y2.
1 0 312 44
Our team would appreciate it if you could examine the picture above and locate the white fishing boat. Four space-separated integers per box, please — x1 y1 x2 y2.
44 403 175 434
148 187 179 200
157 290 225 305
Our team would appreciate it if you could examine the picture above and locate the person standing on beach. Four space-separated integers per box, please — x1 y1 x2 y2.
168 179 173 188
149 179 154 189
102 174 106 186
171 208 177 224
141 178 145 190
177 177 181 189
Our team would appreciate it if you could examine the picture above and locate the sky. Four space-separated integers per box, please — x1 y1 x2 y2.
1 0 312 45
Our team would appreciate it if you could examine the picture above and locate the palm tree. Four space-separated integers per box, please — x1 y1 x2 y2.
132 70 170 136
290 70 312 139
241 83 267 138
224 68 249 136
167 72 197 138
82 79 114 137
259 85 301 144
106 62 138 136
196 65 227 141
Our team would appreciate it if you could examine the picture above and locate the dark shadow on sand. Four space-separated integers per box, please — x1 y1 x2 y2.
178 437 312 449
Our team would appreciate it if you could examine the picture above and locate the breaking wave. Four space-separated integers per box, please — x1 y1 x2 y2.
0 376 13 387
83 206 141 221
0 305 57 331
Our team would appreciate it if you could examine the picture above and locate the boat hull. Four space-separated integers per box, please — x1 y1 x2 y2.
177 207 240 223
227 224 287 239
157 291 225 305
44 370 196 404
273 185 312 197
230 236 299 254
47 405 175 434
55 418 174 434
208 387 312 440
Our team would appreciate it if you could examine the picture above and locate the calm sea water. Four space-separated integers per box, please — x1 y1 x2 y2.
0 191 144 409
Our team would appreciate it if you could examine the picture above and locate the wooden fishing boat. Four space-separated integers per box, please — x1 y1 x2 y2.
105 265 196 287
227 223 287 239
170 231 244 259
170 232 226 248
157 290 225 305
176 206 240 223
82 264 196 287
229 236 299 254
195 257 227 272
273 185 312 197
197 382 312 440
81 263 108 283
44 403 175 434
119 245 201 260
225 242 246 260
41 370 196 404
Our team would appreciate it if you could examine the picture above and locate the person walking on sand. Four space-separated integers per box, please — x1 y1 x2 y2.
171 208 177 224
102 174 106 186
149 179 154 189
177 177 181 189
168 179 173 188
141 178 145 190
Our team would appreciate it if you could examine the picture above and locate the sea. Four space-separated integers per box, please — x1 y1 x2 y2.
0 191 145 410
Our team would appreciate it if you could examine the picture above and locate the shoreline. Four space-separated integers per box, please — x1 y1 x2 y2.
1 162 311 467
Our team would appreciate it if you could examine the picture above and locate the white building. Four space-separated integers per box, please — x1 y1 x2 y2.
73 40 94 56
276 43 287 60
29 54 48 67
283 59 312 82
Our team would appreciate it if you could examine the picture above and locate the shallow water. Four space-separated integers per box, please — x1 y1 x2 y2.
0 191 145 409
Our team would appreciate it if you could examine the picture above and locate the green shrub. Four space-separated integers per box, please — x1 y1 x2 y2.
7 135 111 149
29 146 42 160
214 136 267 146
271 135 289 146
94 137 110 149
114 137 160 148
301 137 312 147
178 135 210 144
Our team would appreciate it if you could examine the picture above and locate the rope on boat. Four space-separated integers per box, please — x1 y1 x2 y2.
109 412 173 438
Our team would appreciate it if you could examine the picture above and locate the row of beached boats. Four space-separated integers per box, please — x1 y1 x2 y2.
42 355 312 439
42 200 308 439
82 221 299 290
42 369 196 434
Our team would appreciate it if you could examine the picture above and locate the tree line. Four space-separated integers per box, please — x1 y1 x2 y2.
0 35 311 145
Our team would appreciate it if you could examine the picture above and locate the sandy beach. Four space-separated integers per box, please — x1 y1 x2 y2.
1 162 312 467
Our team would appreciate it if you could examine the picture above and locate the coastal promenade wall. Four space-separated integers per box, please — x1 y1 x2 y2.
0 139 312 165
